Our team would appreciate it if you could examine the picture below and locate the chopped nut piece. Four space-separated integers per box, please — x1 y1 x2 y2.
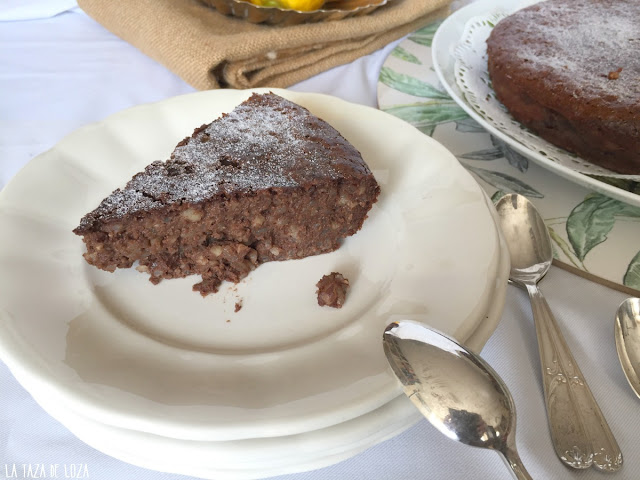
251 214 265 227
608 67 622 80
316 272 349 309
181 208 203 222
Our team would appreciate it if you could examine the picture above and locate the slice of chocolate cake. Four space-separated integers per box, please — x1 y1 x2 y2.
73 92 380 296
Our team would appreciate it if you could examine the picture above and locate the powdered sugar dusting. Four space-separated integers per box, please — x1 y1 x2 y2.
454 2 640 178
76 93 368 229
493 0 640 103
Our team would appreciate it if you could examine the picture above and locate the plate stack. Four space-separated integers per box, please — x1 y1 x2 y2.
0 89 509 479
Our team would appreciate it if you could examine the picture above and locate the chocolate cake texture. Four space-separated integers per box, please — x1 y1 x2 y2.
486 0 640 174
74 93 380 295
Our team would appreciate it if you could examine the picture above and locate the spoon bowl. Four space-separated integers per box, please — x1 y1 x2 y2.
496 194 552 284
614 297 640 398
383 320 532 480
495 193 622 471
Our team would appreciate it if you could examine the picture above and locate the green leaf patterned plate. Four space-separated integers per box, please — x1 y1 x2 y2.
377 15 640 296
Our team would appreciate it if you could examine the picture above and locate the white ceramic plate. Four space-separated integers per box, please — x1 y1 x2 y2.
10 260 508 480
0 88 508 442
432 0 640 207
23 371 423 480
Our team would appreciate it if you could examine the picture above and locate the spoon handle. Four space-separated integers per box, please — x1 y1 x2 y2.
525 283 622 471
500 445 534 480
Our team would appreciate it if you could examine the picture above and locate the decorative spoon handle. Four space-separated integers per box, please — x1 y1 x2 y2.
525 282 622 471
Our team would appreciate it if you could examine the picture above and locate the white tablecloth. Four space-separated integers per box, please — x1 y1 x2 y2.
1 3 638 480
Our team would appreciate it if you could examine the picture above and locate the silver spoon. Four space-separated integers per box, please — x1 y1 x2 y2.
383 320 533 480
495 193 622 471
615 297 640 399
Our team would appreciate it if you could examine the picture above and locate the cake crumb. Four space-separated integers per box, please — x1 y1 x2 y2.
316 272 349 309
235 300 243 312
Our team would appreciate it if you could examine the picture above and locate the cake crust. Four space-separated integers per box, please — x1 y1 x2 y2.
74 93 380 295
486 0 640 174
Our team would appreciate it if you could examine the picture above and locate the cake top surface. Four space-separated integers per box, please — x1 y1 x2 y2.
76 93 371 230
487 0 640 106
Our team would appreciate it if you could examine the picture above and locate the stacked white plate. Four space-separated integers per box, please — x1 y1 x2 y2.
0 89 509 479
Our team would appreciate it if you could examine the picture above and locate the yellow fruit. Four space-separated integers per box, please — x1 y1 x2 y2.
248 0 325 11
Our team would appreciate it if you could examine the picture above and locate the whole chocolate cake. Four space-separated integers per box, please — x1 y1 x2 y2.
74 93 380 295
486 0 640 174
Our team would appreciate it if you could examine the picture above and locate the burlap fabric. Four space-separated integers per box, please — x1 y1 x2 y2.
78 0 450 89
